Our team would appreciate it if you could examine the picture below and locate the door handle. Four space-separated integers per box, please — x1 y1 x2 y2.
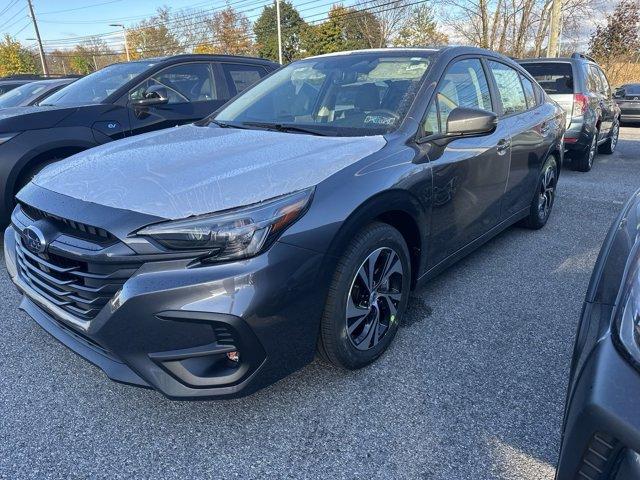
497 138 510 155
541 122 551 135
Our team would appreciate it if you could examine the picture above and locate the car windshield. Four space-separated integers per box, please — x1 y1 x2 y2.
213 52 433 136
0 81 55 108
624 85 640 95
42 62 155 106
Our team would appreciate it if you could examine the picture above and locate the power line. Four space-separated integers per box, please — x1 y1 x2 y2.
0 0 21 19
39 0 124 15
0 5 27 30
39 0 344 50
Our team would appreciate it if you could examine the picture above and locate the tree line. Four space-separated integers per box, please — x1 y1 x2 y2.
0 0 638 87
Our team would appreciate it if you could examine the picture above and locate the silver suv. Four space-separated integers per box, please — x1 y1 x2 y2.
519 53 620 172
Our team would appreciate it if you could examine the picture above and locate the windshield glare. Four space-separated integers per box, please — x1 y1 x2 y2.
214 53 432 136
43 62 155 106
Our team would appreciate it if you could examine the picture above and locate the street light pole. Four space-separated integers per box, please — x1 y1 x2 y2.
275 0 283 64
26 0 49 76
110 24 130 62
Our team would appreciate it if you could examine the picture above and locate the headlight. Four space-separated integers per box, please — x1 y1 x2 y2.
616 252 640 366
136 187 314 261
0 132 20 145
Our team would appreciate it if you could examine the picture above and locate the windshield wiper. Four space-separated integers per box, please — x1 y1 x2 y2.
240 121 333 136
207 119 250 129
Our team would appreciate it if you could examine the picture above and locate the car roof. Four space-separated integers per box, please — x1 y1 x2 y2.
112 54 279 68
306 46 519 62
0 79 33 85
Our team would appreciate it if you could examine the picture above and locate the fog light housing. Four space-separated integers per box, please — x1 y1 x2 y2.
227 351 240 362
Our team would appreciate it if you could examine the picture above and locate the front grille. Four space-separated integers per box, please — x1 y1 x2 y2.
19 202 115 244
15 233 140 321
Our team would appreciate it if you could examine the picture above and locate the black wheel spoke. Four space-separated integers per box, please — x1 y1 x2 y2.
346 247 404 351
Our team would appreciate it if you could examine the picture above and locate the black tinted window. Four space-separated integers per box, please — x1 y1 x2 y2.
520 62 573 94
222 64 267 96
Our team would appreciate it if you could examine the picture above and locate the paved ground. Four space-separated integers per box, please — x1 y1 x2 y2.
2 128 640 480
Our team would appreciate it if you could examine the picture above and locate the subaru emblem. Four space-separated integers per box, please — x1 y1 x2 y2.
24 226 47 254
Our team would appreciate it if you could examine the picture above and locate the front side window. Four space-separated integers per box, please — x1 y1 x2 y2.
130 63 216 104
488 61 527 115
422 58 492 136
43 62 155 106
213 53 433 136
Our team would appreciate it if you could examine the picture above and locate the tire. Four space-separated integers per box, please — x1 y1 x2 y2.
598 119 619 154
571 132 597 172
317 222 411 369
15 159 58 195
519 155 558 230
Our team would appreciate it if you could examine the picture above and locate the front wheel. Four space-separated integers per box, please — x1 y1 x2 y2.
317 222 411 369
598 119 619 154
519 155 558 230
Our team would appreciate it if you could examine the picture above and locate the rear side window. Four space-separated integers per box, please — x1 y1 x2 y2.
587 65 604 94
520 62 573 94
222 64 267 96
595 67 611 96
488 61 527 115
520 75 537 108
422 58 492 136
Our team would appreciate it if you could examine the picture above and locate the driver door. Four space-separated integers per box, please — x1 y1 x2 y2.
418 57 511 266
127 62 226 136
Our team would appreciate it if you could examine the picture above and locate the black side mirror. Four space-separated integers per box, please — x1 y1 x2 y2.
614 89 625 99
132 84 169 107
446 107 497 137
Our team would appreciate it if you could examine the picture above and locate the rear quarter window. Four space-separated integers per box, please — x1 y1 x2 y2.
520 62 574 94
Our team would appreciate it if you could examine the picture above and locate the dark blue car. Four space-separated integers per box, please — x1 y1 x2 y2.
5 47 565 399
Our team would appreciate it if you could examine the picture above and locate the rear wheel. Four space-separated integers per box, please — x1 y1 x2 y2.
519 155 558 230
598 119 619 154
317 222 411 369
571 132 597 172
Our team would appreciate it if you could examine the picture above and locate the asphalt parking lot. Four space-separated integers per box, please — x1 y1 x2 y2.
1 128 640 480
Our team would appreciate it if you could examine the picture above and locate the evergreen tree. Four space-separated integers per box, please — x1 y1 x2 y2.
254 1 307 63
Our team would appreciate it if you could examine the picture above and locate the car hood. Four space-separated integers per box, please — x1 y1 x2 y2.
32 124 386 220
0 104 78 130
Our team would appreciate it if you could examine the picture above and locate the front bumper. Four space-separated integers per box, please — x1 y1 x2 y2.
5 225 327 399
556 333 640 479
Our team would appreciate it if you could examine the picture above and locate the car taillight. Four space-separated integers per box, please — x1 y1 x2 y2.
572 93 589 116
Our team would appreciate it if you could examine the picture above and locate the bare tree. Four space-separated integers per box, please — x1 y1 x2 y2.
439 0 597 57
356 0 412 47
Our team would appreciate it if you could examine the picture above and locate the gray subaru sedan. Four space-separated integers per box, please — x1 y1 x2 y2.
5 47 565 399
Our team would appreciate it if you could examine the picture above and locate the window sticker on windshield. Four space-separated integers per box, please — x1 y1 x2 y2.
364 115 396 125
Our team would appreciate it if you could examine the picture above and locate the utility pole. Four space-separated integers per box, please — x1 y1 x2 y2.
276 0 283 64
110 24 130 62
547 0 562 57
26 0 49 76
